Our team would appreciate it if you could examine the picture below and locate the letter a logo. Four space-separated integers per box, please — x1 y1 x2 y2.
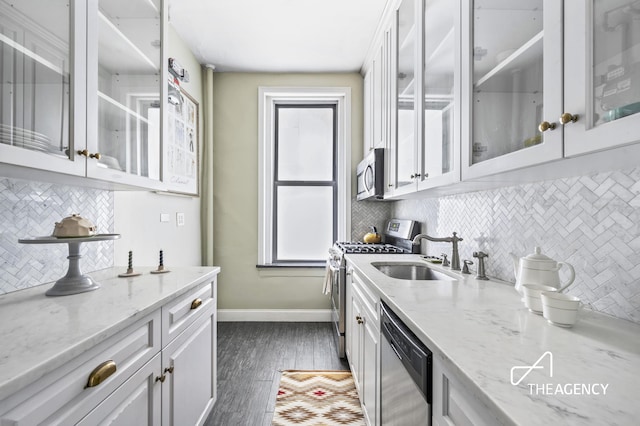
510 351 553 386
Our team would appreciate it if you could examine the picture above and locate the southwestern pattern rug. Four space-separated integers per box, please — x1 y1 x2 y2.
272 370 365 426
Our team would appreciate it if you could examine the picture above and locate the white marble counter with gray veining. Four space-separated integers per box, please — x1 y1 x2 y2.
346 254 640 426
0 266 220 402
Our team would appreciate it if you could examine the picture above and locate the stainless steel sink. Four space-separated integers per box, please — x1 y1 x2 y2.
372 262 455 281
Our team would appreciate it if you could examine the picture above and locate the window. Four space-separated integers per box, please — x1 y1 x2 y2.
258 87 351 266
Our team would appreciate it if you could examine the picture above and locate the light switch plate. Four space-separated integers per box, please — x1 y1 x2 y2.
160 213 170 223
176 212 185 226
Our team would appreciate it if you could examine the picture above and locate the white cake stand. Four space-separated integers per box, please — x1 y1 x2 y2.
18 234 121 296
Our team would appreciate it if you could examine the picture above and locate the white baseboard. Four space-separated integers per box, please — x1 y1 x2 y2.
217 309 332 322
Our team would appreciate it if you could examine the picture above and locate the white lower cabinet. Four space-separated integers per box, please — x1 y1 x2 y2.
78 354 162 426
0 277 217 426
346 267 379 426
432 355 500 426
161 304 216 426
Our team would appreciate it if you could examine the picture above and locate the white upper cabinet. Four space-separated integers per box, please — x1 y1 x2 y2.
417 0 461 190
564 0 640 157
392 0 418 196
461 0 563 180
86 0 165 189
0 0 166 190
0 0 86 176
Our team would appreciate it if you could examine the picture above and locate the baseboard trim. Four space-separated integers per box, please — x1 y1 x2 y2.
217 309 332 322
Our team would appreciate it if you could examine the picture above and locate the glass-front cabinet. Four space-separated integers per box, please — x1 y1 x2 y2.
461 0 563 180
0 0 166 189
394 0 418 195
0 0 85 176
564 0 640 156
391 0 460 197
417 0 460 190
86 0 164 187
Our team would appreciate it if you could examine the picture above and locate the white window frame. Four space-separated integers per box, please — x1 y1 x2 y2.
258 87 351 266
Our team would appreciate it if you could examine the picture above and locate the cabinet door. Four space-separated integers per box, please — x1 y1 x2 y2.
0 0 85 176
432 357 500 426
394 0 419 195
349 294 364 391
461 0 563 180
364 69 373 155
78 354 162 426
86 0 165 189
362 318 378 426
373 42 385 150
162 306 217 426
417 0 461 190
564 0 640 156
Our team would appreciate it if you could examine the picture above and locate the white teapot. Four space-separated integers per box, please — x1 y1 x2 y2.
511 247 575 295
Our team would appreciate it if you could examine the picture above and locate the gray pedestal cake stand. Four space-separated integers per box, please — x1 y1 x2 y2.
18 234 121 296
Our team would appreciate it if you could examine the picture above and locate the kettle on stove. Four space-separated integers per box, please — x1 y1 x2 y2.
363 226 381 244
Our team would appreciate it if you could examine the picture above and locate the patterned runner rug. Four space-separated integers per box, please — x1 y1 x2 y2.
272 370 365 426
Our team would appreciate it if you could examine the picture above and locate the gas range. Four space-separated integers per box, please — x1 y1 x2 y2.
328 219 421 359
334 241 411 254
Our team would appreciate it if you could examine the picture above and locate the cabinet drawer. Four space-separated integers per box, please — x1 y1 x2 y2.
162 279 216 347
0 310 160 425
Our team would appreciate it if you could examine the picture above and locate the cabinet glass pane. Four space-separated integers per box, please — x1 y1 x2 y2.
593 0 640 126
472 0 543 164
0 1 70 158
423 0 455 177
397 0 416 186
97 0 161 177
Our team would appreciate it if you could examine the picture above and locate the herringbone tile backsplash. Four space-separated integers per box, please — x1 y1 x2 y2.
0 178 114 294
392 166 640 324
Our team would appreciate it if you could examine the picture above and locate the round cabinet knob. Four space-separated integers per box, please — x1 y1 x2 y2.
89 152 102 160
538 121 556 132
77 149 89 157
410 174 415 179
356 315 364 325
559 113 579 125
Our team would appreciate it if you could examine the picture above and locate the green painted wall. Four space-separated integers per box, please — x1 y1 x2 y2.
212 73 363 310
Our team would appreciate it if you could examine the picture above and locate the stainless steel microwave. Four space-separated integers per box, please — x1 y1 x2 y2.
356 148 384 200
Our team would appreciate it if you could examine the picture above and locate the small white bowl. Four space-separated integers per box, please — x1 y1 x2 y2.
540 291 580 310
522 284 557 314
541 292 580 327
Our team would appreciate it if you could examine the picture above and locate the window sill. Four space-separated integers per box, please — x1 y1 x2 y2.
256 263 326 278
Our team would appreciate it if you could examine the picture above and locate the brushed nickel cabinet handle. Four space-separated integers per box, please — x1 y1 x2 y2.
86 360 117 388
191 298 203 310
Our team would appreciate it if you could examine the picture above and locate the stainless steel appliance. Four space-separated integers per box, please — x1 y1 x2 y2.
356 148 384 200
380 301 432 425
328 219 420 358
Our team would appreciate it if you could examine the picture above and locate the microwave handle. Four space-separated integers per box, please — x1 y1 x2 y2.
363 164 374 192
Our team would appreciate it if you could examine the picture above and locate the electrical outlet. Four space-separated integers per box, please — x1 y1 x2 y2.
160 213 170 223
176 212 185 227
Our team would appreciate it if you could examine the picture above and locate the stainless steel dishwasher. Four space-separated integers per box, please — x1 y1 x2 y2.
380 301 432 425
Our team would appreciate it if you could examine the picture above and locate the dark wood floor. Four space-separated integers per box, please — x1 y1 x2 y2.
204 322 349 426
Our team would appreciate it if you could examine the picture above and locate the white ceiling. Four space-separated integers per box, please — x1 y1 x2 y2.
168 0 389 73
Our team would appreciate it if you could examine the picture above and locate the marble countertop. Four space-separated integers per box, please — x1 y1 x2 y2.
0 266 220 402
346 254 640 426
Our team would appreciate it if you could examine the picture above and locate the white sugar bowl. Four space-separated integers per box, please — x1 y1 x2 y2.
540 292 580 327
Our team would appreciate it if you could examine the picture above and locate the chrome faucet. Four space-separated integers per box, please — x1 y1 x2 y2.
412 232 463 271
